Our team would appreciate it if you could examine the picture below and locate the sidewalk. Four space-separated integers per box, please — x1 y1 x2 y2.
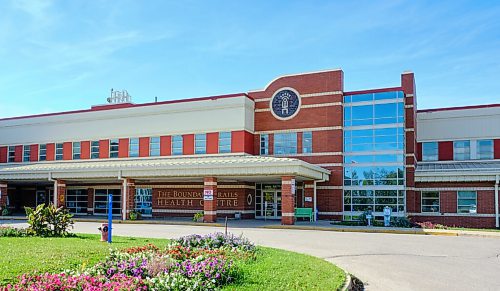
2 215 500 238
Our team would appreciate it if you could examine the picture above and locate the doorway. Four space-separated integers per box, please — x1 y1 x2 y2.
255 185 282 219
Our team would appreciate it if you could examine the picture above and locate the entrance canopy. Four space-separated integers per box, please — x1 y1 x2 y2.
0 155 330 183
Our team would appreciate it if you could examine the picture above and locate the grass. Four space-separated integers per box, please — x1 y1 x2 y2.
0 234 346 290
0 234 167 285
224 247 345 290
446 227 500 232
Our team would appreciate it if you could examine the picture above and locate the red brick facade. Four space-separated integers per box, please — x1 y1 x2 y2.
1 69 499 228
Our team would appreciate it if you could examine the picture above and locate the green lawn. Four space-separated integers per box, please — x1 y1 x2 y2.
0 234 345 290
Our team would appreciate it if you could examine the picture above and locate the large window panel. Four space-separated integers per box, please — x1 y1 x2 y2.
422 191 440 213
219 132 231 153
422 142 438 161
129 138 139 157
73 142 81 160
172 135 183 155
457 191 477 214
150 137 160 156
453 140 470 161
23 145 31 162
55 143 63 160
91 141 100 159
274 133 297 155
39 144 47 161
476 139 493 160
195 134 207 154
109 139 119 158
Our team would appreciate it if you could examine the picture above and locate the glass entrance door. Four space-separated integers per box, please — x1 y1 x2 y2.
256 188 282 219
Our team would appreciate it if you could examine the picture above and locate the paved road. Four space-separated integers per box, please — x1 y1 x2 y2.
3 220 500 291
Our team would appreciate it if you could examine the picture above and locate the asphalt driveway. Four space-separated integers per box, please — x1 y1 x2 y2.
2 220 500 291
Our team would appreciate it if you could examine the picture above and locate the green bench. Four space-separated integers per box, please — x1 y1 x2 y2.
294 208 314 222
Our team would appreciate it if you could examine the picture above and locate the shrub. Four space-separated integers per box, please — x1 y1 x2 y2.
192 212 204 222
0 226 28 237
390 216 413 228
25 204 74 237
1 204 11 216
172 232 255 252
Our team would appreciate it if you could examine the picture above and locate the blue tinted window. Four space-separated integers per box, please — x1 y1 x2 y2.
351 94 373 102
195 134 206 154
352 105 373 119
274 133 297 155
375 103 398 118
422 142 438 161
172 135 183 155
374 91 400 100
303 131 313 153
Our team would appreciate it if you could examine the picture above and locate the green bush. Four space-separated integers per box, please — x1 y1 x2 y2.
391 216 413 228
0 226 27 237
25 204 75 237
1 204 11 216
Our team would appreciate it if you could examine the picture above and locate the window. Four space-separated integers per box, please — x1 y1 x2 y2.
129 138 139 157
172 135 183 155
274 133 297 155
55 143 64 160
8 146 15 162
344 127 404 153
195 134 206 154
150 137 160 156
303 131 312 153
39 144 47 161
260 134 269 155
109 139 119 158
457 191 477 214
66 189 88 214
23 145 31 162
343 189 405 213
453 140 470 161
421 192 439 213
422 142 438 161
91 141 100 159
476 139 493 160
72 142 81 160
344 99 404 127
218 132 231 153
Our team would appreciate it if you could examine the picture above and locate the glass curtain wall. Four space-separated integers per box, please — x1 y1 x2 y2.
343 91 406 219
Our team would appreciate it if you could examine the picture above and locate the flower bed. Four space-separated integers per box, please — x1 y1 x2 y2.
3 232 255 291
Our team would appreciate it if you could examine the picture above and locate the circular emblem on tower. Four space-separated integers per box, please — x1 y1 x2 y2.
270 87 301 120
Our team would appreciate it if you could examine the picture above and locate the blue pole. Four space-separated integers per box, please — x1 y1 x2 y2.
107 193 113 243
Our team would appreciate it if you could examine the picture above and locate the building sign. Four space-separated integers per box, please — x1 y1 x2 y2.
203 190 214 201
270 88 301 120
291 179 296 193
305 197 312 202
156 189 242 208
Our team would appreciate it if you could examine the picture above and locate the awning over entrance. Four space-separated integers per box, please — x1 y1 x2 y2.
0 155 330 182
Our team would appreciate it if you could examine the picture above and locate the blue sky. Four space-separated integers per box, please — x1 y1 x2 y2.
0 0 499 118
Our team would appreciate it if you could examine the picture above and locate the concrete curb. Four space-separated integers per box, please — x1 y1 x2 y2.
341 272 352 291
260 225 500 238
73 219 224 227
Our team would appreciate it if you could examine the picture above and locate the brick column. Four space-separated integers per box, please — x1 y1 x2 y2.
87 188 94 215
203 177 218 223
125 179 135 219
304 181 314 209
0 182 8 209
56 180 66 208
281 176 295 225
